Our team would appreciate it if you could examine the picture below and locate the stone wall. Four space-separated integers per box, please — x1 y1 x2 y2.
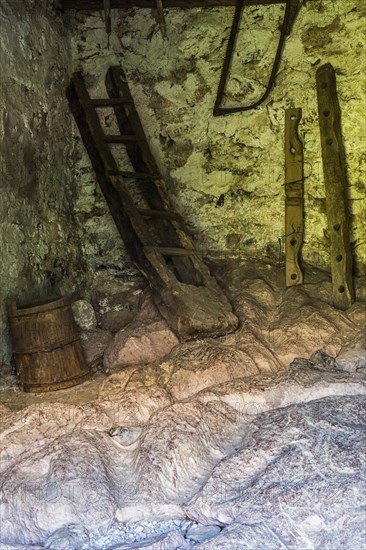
1 0 364 362
0 0 85 362
70 0 365 271
69 11 135 278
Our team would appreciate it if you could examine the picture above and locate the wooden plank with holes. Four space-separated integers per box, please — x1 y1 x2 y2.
285 107 303 286
316 62 354 309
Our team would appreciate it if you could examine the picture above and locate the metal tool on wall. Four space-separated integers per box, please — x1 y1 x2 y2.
104 0 111 35
156 0 168 37
284 107 303 286
213 0 300 116
316 62 354 309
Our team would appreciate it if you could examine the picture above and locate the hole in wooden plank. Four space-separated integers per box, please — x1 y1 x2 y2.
326 138 333 145
338 285 345 293
290 115 296 120
164 256 203 287
290 273 297 280
290 238 297 246
333 223 341 231
323 110 330 117
336 254 343 262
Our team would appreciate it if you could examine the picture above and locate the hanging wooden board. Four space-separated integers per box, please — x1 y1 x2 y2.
316 63 354 310
285 107 303 286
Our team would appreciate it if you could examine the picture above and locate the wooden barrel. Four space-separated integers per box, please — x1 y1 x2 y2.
8 296 90 393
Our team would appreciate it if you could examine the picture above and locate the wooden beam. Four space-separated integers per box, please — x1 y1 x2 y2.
55 0 287 10
316 63 354 310
284 107 304 287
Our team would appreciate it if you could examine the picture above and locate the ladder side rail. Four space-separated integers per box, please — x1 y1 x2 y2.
106 66 205 286
67 75 178 290
106 66 161 176
105 66 172 218
66 70 239 340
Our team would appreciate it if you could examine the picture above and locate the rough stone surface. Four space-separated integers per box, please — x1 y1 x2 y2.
71 299 98 330
91 275 147 333
186 396 366 550
0 385 171 474
216 261 366 367
0 0 86 363
165 340 260 401
80 328 113 370
103 261 366 401
0 359 365 548
335 348 366 372
69 0 366 275
0 265 364 549
103 319 179 372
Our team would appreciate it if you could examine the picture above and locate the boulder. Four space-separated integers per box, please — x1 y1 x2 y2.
91 275 147 332
103 320 179 372
80 329 113 370
165 340 260 401
335 348 366 372
71 299 97 330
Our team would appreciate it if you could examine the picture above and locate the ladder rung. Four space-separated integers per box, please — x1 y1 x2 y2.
138 209 183 221
107 170 160 180
104 135 143 143
145 246 197 257
88 98 133 106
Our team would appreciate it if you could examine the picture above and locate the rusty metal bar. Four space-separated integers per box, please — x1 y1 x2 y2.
213 0 299 115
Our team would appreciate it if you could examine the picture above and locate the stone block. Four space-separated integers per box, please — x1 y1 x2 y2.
71 299 98 330
91 276 147 332
103 320 179 372
80 329 113 370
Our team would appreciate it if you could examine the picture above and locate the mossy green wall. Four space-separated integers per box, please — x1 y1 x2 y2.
70 0 365 271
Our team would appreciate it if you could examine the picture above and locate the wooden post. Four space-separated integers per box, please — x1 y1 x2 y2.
285 107 304 286
316 63 354 309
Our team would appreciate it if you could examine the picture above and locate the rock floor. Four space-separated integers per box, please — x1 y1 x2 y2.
0 260 365 549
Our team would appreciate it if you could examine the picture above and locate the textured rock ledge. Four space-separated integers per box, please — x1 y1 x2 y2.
0 356 365 549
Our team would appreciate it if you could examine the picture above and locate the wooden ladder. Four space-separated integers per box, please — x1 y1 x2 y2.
67 66 239 339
